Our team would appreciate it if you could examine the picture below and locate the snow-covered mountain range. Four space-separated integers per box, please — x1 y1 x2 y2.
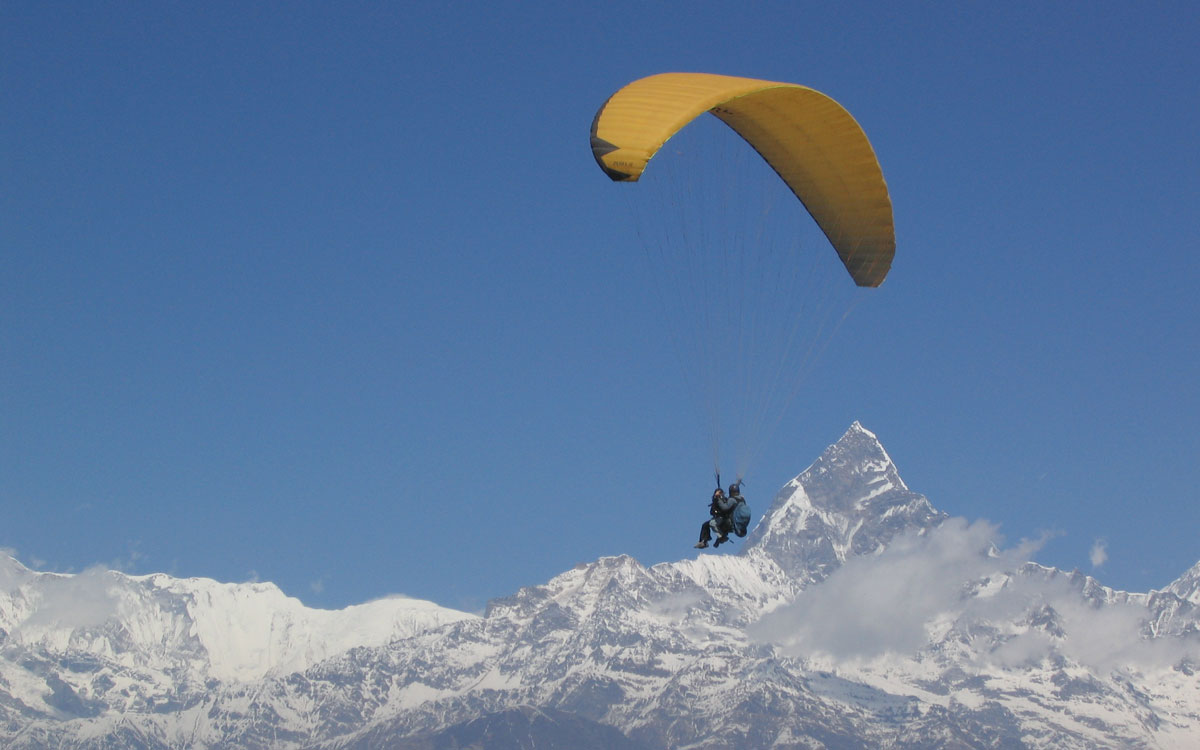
3 422 1198 748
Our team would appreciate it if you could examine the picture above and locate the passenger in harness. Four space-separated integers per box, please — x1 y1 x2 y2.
695 486 734 549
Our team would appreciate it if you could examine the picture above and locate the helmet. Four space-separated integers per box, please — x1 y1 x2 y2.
728 483 741 496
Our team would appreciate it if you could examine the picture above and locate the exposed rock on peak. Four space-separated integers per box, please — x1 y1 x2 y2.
746 423 945 585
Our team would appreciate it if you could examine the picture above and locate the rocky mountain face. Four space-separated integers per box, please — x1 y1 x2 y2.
2 422 1198 749
746 420 945 584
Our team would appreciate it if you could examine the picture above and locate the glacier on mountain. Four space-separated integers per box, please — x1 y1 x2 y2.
2 422 1198 748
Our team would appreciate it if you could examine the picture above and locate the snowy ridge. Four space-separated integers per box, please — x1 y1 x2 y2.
2 423 1199 748
1166 560 1200 605
0 560 476 685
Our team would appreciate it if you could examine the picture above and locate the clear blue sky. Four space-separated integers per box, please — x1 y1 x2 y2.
3 2 1197 612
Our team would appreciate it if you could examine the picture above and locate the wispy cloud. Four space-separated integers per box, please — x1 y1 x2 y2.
749 518 1038 660
748 518 1200 672
1090 538 1108 568
19 565 120 633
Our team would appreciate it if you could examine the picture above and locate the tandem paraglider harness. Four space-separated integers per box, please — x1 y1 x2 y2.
696 476 751 549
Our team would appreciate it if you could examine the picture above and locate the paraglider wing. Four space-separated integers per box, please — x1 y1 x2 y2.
590 72 895 287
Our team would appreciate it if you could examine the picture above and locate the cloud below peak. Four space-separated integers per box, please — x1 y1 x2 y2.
749 518 1200 673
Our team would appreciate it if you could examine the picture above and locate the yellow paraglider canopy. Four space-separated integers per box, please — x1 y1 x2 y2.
591 72 895 287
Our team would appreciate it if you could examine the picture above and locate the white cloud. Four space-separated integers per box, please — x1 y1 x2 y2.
981 573 1200 672
748 518 1200 673
748 518 1037 660
1090 538 1108 568
20 565 120 633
